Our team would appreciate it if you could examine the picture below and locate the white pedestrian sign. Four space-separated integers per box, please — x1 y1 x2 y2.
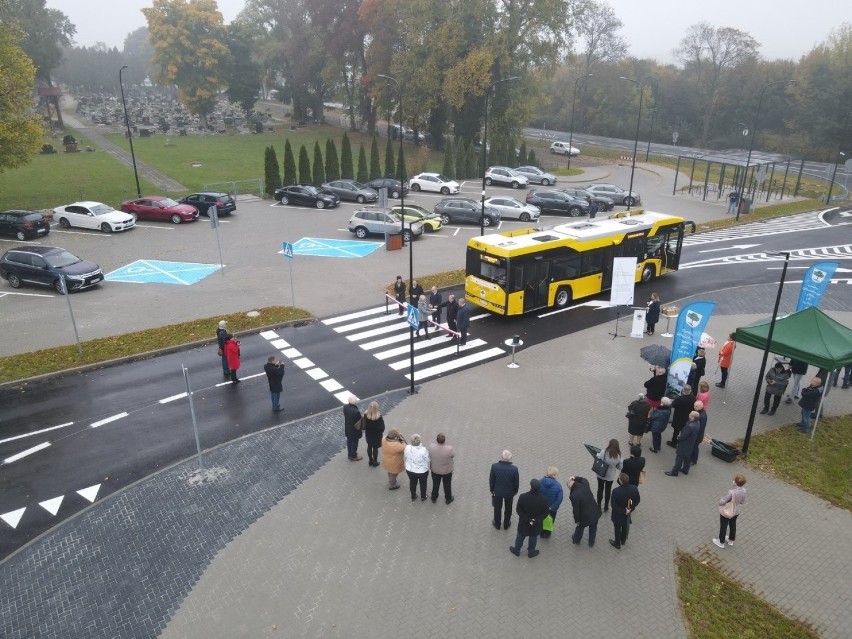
406 304 419 329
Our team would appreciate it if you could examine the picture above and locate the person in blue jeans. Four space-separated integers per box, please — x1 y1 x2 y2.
798 377 823 433
509 479 550 558
263 356 285 412
216 320 230 377
843 365 852 389
568 476 602 547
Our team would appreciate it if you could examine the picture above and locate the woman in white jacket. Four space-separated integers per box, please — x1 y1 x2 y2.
713 474 747 548
404 434 431 502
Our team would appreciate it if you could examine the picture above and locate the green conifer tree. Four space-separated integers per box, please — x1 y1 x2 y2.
340 132 354 179
385 137 395 177
442 140 455 179
369 136 381 180
282 139 297 186
455 138 466 179
396 146 407 184
298 145 311 184
517 141 527 168
264 146 281 195
356 144 368 182
325 138 340 181
312 141 325 185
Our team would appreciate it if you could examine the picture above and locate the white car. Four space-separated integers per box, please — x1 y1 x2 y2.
549 141 580 156
484 166 528 189
484 197 540 222
53 201 136 233
409 173 461 195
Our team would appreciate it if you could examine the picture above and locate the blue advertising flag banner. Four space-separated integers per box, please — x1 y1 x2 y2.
668 301 716 393
795 262 838 312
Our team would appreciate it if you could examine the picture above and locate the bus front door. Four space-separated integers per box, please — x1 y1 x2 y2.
663 226 685 272
522 259 550 312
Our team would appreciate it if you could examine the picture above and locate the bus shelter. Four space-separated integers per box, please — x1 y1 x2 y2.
672 149 806 210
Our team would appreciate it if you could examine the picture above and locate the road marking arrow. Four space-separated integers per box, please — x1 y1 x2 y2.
698 244 761 253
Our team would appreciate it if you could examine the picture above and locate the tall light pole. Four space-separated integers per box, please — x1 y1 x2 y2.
480 76 520 236
568 73 592 171
742 251 790 456
377 74 415 395
736 79 797 221
825 151 846 204
619 76 644 212
119 65 141 198
643 76 659 162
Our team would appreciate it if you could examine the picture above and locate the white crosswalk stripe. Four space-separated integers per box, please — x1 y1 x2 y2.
684 211 829 246
322 308 505 382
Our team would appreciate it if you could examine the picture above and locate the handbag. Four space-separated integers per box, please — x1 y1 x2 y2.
719 498 736 519
217 347 223 356
355 416 365 431
592 456 608 478
542 514 554 532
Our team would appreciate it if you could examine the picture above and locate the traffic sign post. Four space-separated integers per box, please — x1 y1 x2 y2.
406 304 419 329
182 365 204 472
209 207 224 276
282 241 296 308
59 275 83 354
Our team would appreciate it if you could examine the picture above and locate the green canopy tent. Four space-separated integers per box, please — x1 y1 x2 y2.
734 306 852 439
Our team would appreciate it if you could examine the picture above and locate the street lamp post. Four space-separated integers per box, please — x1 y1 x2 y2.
825 151 846 204
119 65 141 198
741 251 790 456
644 76 659 162
377 74 415 395
619 76 644 212
736 79 797 221
568 73 592 171
480 76 520 236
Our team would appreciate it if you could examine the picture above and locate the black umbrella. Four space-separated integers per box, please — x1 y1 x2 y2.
640 344 672 368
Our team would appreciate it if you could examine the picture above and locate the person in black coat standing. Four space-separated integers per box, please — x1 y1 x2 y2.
409 279 424 306
609 473 640 549
393 275 407 316
665 411 701 476
509 479 551 558
263 355 285 412
622 445 646 486
343 394 363 461
667 384 695 448
645 292 661 335
568 476 602 547
644 366 667 409
455 298 471 346
429 286 443 324
444 294 459 340
687 348 707 391
489 450 520 530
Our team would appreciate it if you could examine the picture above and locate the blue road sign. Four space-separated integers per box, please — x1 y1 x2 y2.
282 241 294 259
105 260 222 285
406 304 419 329
287 237 382 258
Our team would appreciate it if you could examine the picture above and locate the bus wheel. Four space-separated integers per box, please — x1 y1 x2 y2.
554 287 572 308
641 265 656 282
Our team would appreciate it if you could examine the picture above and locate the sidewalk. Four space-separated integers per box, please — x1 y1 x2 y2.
2 307 849 639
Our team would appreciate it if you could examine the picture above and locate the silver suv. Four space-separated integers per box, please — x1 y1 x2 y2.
348 209 424 241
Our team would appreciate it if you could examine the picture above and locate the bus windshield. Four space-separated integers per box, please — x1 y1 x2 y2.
466 249 507 286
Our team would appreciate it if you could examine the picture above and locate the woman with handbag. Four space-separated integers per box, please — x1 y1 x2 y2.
362 401 385 467
538 467 563 539
626 393 651 447
594 439 622 513
713 474 747 549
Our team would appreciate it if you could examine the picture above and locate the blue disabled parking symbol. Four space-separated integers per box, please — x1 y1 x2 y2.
288 237 382 258
105 259 222 285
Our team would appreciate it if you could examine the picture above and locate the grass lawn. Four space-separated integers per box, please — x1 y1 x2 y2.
734 415 851 511
677 551 819 638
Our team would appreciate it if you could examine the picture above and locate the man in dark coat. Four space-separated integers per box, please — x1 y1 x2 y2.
489 450 519 530
263 355 285 412
409 279 424 306
429 286 443 324
509 479 551 558
609 473 640 549
343 394 363 461
393 275 406 316
667 384 695 448
568 476 602 547
687 348 707 391
665 411 700 476
455 298 471 346
444 294 459 340
689 400 708 465
798 377 823 433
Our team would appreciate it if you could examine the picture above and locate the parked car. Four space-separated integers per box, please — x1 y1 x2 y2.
52 201 136 233
484 166 528 189
388 204 443 232
585 183 641 206
311 186 342 206
120 196 199 224
525 190 590 217
366 178 409 199
348 209 423 242
409 173 461 195
433 198 501 227
321 179 379 204
483 197 540 222
177 192 237 216
1 245 103 293
549 141 580 156
0 210 51 240
559 188 615 211
274 185 339 209
514 166 557 186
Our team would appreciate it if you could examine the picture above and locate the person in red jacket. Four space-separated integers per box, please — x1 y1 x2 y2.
223 334 241 384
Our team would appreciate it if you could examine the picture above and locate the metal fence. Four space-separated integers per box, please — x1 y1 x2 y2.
203 179 264 199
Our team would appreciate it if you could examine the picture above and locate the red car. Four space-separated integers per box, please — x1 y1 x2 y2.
120 196 199 224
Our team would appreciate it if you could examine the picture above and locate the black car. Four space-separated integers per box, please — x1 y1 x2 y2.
433 198 501 227
0 245 103 293
366 178 409 199
274 185 339 209
558 188 615 211
0 210 51 240
525 190 590 217
177 192 237 216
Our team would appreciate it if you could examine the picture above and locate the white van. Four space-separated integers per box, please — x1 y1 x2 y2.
549 141 580 156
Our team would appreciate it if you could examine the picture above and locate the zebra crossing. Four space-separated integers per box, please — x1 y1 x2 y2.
683 210 828 246
322 306 505 382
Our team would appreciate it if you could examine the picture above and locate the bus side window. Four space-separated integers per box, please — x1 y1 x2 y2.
552 257 580 280
581 249 604 275
510 264 524 292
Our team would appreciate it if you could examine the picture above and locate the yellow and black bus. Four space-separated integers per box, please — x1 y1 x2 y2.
464 210 694 316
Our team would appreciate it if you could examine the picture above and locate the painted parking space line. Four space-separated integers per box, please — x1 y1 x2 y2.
0 290 54 298
290 237 382 258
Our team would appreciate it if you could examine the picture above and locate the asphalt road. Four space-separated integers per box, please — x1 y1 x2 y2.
2 209 850 558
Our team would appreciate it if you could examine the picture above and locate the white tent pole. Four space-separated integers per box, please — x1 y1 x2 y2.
809 379 830 441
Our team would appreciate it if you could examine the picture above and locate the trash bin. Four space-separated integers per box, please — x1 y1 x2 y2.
738 198 752 215
386 233 403 251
